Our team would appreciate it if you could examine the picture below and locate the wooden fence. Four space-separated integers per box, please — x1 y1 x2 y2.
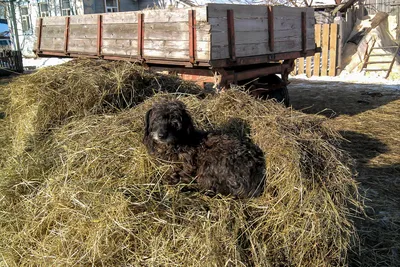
292 23 339 77
0 50 24 76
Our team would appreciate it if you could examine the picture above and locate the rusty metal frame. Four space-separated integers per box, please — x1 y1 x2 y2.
36 18 43 53
97 14 103 56
301 12 307 54
64 16 70 54
189 10 197 64
267 6 274 52
227 9 236 61
138 13 144 59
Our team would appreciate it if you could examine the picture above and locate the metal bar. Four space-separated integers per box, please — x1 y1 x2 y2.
210 49 317 68
301 12 307 54
189 10 196 64
97 14 103 56
138 13 144 59
36 18 43 53
267 6 274 52
227 9 236 61
64 16 70 54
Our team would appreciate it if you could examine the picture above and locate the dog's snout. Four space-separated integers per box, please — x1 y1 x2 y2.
157 131 168 139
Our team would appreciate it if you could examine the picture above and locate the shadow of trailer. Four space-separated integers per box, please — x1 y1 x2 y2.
34 4 319 106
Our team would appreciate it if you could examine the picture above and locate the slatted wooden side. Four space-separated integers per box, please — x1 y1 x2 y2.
292 23 339 77
141 7 210 60
207 4 315 60
39 16 65 52
102 12 138 57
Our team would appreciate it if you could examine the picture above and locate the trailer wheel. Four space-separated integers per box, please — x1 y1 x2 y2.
248 74 290 107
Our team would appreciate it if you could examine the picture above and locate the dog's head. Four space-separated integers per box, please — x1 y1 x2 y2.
144 100 195 145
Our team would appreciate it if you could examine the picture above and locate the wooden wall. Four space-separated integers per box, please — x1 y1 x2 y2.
292 23 339 77
36 4 316 63
207 4 315 60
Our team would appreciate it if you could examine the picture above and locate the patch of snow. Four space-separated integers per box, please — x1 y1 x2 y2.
290 73 400 89
23 57 72 70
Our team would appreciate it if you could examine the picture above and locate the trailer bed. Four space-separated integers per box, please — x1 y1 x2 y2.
35 4 316 67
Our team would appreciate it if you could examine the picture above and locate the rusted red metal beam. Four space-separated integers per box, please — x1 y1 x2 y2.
36 18 43 53
97 14 103 56
189 10 197 64
227 9 236 61
267 6 274 52
301 12 307 54
138 13 144 59
64 16 70 54
210 49 317 68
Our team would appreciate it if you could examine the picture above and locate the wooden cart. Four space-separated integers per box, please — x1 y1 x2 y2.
34 4 318 105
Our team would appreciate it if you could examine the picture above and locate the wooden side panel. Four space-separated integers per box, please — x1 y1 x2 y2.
142 7 210 60
40 17 66 52
273 6 315 53
102 23 138 56
42 16 66 26
207 5 315 60
68 15 98 54
207 4 269 60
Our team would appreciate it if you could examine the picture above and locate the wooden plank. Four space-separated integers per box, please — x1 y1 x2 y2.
103 24 138 40
314 24 322 76
321 24 330 76
68 38 97 53
306 56 312 77
143 21 210 32
70 15 98 25
211 43 269 59
41 25 65 38
103 12 138 24
102 39 138 56
329 23 338 76
143 29 210 42
42 16 66 26
69 24 98 39
298 57 305 74
142 7 207 23
208 18 267 32
207 4 268 19
211 31 268 45
40 37 65 51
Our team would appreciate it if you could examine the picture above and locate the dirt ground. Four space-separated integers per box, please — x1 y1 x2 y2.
289 77 400 266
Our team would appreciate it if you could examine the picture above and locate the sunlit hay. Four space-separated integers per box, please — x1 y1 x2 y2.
0 91 361 266
6 59 201 154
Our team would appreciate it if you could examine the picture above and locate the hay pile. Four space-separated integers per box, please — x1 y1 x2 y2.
7 59 201 154
0 60 360 266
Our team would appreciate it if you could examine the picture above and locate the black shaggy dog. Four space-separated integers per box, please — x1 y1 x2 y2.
143 100 266 198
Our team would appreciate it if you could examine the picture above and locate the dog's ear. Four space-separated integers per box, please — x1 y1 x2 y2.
144 108 152 137
182 110 195 136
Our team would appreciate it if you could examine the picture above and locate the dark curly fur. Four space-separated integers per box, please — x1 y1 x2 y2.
143 100 265 198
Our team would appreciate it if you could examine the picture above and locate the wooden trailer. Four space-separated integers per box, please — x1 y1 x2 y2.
34 4 318 105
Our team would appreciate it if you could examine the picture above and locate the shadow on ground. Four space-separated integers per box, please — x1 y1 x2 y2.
289 78 400 117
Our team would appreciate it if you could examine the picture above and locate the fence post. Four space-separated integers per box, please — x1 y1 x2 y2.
335 17 342 75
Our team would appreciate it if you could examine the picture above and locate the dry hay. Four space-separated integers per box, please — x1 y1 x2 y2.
0 81 361 266
6 59 201 154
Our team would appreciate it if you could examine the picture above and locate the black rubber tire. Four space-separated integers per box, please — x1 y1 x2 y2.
258 74 290 107
267 85 290 107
